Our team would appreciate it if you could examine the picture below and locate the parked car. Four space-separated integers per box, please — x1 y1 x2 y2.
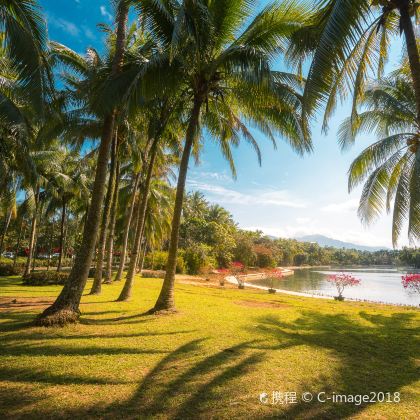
2 251 15 259
51 253 60 258
38 253 51 259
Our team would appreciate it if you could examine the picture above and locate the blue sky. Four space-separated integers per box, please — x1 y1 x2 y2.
40 0 409 248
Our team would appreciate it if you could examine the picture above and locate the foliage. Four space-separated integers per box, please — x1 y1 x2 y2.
144 251 185 274
401 273 420 294
22 270 69 285
340 72 419 246
0 264 21 276
183 245 215 275
327 273 361 298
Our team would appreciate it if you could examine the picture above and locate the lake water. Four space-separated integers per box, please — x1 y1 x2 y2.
251 267 420 306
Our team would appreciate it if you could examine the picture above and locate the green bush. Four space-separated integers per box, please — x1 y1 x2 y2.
183 245 216 275
144 251 185 274
22 271 69 286
0 264 22 276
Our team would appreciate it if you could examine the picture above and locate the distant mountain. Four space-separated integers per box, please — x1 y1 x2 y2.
295 234 389 252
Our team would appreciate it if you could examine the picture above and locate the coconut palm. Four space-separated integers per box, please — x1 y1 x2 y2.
43 148 90 271
36 0 130 326
338 70 419 246
129 0 312 312
0 0 50 110
289 0 420 130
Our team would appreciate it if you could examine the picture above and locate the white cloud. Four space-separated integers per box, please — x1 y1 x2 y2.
187 181 306 208
321 199 359 213
100 5 113 21
296 217 311 224
47 15 80 37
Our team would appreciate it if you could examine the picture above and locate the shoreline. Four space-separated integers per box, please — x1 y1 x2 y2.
225 275 419 308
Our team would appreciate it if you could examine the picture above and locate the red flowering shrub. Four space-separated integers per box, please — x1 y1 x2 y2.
230 261 245 275
271 269 284 279
327 273 361 300
401 273 420 294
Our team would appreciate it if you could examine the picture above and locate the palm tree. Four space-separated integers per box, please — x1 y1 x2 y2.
43 148 90 271
289 0 420 129
36 0 130 326
134 0 312 312
0 0 50 110
338 70 419 246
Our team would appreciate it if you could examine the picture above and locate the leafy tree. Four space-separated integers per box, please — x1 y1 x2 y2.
289 0 420 129
339 70 419 246
137 0 312 312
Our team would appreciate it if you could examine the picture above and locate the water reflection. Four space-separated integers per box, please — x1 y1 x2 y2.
252 267 420 306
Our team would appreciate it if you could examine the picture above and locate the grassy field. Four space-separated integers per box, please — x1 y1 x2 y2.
0 275 419 419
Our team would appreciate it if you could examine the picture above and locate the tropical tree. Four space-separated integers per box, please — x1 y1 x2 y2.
134 0 312 312
289 0 420 130
0 0 50 110
339 70 419 246
36 0 130 326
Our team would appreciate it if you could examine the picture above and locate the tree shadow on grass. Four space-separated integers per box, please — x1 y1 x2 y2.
102 339 266 419
248 310 420 419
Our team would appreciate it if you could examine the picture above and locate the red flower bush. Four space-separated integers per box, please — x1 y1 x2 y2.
327 273 361 299
271 269 284 279
230 261 245 274
401 273 420 294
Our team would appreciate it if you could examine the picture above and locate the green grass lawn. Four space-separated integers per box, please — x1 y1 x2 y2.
0 275 419 419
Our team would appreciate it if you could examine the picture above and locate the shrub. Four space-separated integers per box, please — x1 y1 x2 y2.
141 270 165 278
327 273 361 300
144 251 185 274
22 271 69 286
183 245 215 275
0 264 22 276
253 245 276 268
402 273 420 294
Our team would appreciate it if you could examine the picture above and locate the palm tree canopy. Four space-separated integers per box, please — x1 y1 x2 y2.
339 71 419 246
288 0 418 131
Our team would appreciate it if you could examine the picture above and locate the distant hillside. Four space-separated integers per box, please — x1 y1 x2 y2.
295 234 389 252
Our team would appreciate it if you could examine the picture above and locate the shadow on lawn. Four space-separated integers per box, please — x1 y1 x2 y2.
249 310 420 419
105 338 266 419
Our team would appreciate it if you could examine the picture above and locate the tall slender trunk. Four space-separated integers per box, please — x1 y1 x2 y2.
47 221 54 271
151 99 202 312
137 235 147 273
57 199 66 272
104 157 121 283
35 4 128 326
90 134 117 294
0 210 12 261
117 137 159 301
115 172 140 281
24 185 40 277
399 0 420 124
13 219 23 269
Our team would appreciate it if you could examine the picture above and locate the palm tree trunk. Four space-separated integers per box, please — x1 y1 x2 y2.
137 235 147 273
115 172 140 281
104 157 121 283
399 0 420 124
57 199 66 272
117 137 159 301
35 1 128 325
47 221 54 271
13 219 23 269
151 99 202 312
24 185 40 277
0 209 13 262
90 134 117 294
